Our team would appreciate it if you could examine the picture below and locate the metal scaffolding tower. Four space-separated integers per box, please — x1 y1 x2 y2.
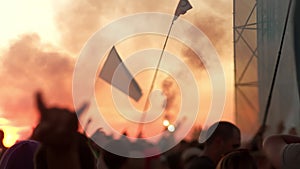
233 0 259 139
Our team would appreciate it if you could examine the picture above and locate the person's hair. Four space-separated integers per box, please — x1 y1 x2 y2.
216 149 258 169
102 140 129 169
34 133 96 169
205 121 240 145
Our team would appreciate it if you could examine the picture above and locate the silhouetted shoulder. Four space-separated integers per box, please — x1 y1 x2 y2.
282 143 300 169
187 156 215 169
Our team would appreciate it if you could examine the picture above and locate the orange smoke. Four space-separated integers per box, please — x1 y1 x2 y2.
53 0 174 54
0 34 75 144
0 0 236 144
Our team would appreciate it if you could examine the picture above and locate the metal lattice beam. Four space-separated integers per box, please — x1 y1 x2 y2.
233 0 259 138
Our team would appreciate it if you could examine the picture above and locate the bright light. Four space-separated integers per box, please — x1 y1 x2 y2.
167 124 175 132
163 120 170 126
2 126 19 147
0 0 58 48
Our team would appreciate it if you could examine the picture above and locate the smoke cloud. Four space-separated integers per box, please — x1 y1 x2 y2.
0 34 74 139
53 0 174 54
0 0 233 141
161 77 180 120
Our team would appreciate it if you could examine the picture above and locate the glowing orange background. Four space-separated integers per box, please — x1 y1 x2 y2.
0 0 235 147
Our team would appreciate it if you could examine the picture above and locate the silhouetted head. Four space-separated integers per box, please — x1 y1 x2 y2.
32 92 87 147
102 140 129 169
205 121 241 155
0 140 39 169
216 149 258 169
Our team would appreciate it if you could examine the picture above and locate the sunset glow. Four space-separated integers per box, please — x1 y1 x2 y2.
1 126 20 147
0 0 58 48
0 0 235 145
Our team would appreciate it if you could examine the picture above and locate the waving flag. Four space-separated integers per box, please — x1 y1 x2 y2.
99 46 142 101
174 0 193 20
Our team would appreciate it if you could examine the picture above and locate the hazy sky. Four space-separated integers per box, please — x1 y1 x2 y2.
0 0 234 146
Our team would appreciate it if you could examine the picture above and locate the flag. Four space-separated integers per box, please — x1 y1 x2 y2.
174 0 193 20
99 46 142 101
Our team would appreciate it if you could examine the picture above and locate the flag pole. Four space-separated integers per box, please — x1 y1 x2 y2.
261 0 293 128
136 18 176 137
248 0 293 151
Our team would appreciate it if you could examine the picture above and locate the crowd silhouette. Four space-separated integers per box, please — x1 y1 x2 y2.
0 92 299 169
